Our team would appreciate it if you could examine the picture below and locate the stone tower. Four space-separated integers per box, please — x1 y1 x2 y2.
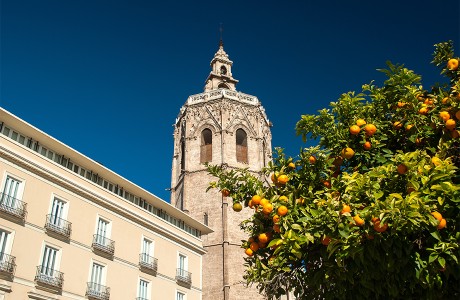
170 41 272 300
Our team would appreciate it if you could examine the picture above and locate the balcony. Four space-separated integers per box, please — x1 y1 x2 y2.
0 193 27 221
176 268 191 287
0 253 16 278
92 234 115 257
34 265 64 289
139 253 158 274
86 282 110 300
45 214 72 238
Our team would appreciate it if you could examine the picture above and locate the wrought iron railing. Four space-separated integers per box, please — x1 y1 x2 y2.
92 234 115 255
139 253 158 273
45 214 72 237
86 282 110 300
0 253 16 276
34 265 64 288
0 193 27 220
136 298 148 300
176 268 192 285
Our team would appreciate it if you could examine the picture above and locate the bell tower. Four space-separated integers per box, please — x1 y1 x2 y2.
171 41 272 300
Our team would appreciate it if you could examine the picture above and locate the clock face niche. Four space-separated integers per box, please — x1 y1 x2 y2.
220 65 227 75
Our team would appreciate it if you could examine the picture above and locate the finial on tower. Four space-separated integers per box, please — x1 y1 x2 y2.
219 23 224 47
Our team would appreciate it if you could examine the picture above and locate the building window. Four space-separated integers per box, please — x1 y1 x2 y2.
36 245 64 288
96 218 110 242
86 262 110 299
200 129 212 163
236 128 248 163
138 279 149 300
39 246 58 276
0 175 26 219
203 213 208 226
45 197 71 237
176 291 186 300
0 228 15 276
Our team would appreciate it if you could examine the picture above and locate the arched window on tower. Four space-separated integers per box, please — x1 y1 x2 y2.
236 128 248 163
200 129 212 163
218 83 229 89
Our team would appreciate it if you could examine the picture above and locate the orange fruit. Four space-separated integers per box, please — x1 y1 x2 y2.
446 119 456 130
323 180 331 188
437 218 447 230
245 248 254 256
277 174 289 185
249 241 259 252
406 124 414 131
296 197 305 205
221 189 230 197
364 124 377 136
248 200 254 208
258 233 269 244
416 94 425 101
279 195 288 202
373 220 388 233
309 156 317 164
273 214 280 224
353 215 365 226
273 224 281 233
277 205 288 216
350 125 361 135
442 97 450 104
262 203 273 214
341 204 351 214
258 241 267 248
393 121 403 130
356 119 367 126
447 58 459 70
397 102 406 108
418 106 429 115
431 211 442 222
270 172 278 183
321 236 331 246
451 130 460 139
397 164 408 175
424 98 434 105
233 202 243 212
251 195 262 205
341 147 355 159
248 237 255 243
260 198 270 207
288 162 295 168
440 111 451 122
455 110 460 120
363 141 372 150
431 157 442 166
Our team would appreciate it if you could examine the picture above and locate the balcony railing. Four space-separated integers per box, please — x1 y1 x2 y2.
34 265 64 289
86 282 110 300
92 234 115 256
139 253 158 273
45 214 72 238
0 193 27 220
0 253 16 276
176 268 192 286
136 298 148 300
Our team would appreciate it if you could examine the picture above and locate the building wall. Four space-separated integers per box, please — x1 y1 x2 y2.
0 112 211 300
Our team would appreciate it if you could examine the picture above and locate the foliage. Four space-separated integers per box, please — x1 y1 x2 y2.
207 42 460 299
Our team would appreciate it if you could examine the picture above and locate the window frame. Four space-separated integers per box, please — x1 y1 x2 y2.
1 172 26 202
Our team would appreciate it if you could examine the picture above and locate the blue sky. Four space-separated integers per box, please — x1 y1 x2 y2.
1 0 459 201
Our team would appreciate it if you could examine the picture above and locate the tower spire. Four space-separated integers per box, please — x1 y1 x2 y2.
219 23 223 47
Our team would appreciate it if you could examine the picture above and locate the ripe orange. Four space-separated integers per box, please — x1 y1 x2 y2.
248 200 254 208
418 106 429 115
277 205 288 216
323 180 331 188
350 125 361 135
406 124 414 131
451 130 460 139
424 98 434 105
233 202 243 212
353 215 365 226
288 162 295 168
437 218 447 230
258 241 267 248
431 157 442 166
251 195 262 205
447 58 459 70
363 141 372 150
341 147 355 159
245 248 253 256
440 111 451 122
221 189 230 197
416 94 424 101
364 124 377 136
442 97 450 104
341 204 351 214
397 164 408 175
260 198 270 207
373 220 388 233
446 119 456 130
249 241 259 252
277 174 289 185
397 102 406 108
393 121 403 130
273 224 281 233
271 172 278 183
258 233 269 244
248 237 255 243
262 203 273 214
431 211 443 222
309 156 317 164
455 110 460 120
273 214 280 224
356 119 367 126
321 236 331 246
279 195 288 202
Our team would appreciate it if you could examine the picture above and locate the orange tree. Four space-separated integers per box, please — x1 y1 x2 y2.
207 41 460 299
